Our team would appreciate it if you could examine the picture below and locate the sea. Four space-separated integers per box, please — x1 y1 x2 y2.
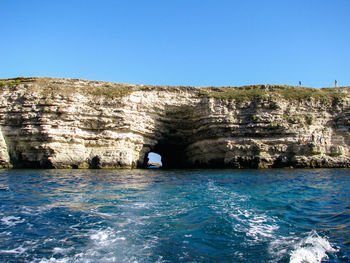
0 169 349 263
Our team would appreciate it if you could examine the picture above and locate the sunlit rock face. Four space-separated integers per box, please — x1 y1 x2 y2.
0 77 349 169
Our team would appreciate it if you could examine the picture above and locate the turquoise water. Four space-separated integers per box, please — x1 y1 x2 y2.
0 169 349 263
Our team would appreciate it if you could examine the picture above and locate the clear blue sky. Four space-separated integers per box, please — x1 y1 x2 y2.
148 152 162 165
1 0 349 88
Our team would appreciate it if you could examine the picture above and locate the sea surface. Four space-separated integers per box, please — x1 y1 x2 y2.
0 169 349 263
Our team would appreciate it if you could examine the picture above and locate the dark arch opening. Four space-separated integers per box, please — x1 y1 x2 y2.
150 141 189 169
89 156 101 169
146 152 162 168
141 105 196 169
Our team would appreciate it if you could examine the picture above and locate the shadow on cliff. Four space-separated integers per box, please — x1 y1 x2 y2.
138 105 199 169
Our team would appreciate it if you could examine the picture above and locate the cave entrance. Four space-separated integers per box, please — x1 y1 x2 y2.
146 152 162 168
142 105 196 169
142 143 189 169
149 141 188 169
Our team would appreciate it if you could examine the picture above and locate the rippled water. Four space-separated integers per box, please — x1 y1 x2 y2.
0 169 349 262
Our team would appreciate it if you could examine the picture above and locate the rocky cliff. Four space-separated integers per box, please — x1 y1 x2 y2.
0 77 349 169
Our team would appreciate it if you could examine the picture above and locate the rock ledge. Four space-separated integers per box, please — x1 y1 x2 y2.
0 77 349 169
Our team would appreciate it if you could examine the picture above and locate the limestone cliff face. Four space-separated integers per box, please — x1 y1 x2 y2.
0 77 349 169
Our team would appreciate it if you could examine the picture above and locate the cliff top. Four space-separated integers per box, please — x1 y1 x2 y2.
1 76 349 102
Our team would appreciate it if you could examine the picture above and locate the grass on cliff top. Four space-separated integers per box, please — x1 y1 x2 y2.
200 85 349 102
0 77 195 98
85 84 134 98
34 78 136 98
0 77 136 98
0 79 22 89
1 77 348 102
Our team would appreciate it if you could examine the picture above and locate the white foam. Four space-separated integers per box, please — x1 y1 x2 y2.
53 247 71 254
133 202 150 208
0 231 11 236
247 215 279 239
0 185 10 191
20 205 52 215
269 235 297 262
39 227 138 262
90 231 109 242
0 246 27 254
39 257 70 263
91 211 115 218
234 251 244 259
207 181 279 243
1 216 25 226
289 231 337 263
90 227 127 247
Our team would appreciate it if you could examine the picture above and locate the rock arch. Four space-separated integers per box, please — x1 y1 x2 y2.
0 77 349 169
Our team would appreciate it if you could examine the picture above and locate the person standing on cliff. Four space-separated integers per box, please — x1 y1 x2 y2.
335 80 338 88
299 81 301 86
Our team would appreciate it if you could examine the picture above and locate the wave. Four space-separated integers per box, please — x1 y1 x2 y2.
0 246 27 255
1 216 25 227
206 180 279 243
289 230 337 263
1 170 347 263
269 230 337 263
205 181 340 262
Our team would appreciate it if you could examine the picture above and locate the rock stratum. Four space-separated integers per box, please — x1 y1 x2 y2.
0 77 350 169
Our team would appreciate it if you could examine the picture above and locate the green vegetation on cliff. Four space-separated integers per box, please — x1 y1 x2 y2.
0 79 21 90
0 77 348 103
85 84 134 98
200 85 349 102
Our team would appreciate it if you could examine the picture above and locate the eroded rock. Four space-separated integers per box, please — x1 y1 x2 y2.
0 77 349 169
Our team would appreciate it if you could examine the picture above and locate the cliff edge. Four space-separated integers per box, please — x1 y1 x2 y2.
0 77 349 169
